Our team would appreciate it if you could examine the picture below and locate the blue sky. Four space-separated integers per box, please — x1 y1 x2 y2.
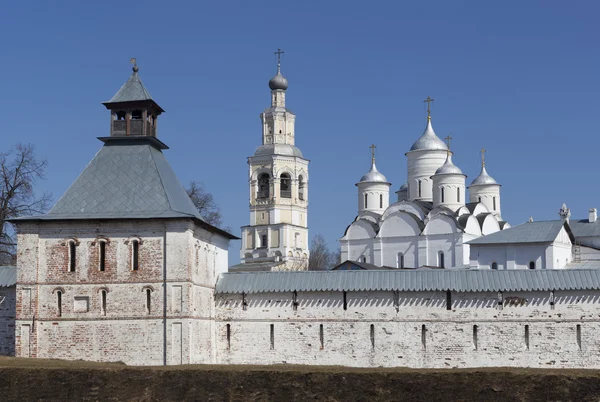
1 1 599 264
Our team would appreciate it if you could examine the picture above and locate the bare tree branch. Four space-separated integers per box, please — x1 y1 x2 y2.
0 143 51 265
185 181 228 230
308 234 337 271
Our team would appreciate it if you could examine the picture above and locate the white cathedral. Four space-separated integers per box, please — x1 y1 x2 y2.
340 101 509 269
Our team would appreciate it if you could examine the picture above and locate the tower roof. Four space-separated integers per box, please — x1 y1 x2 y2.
358 161 389 184
409 118 448 152
269 49 288 91
103 61 164 112
470 165 498 186
434 152 464 176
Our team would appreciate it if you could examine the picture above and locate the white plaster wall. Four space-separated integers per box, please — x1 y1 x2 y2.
469 185 501 218
215 289 600 368
470 244 555 269
406 150 448 201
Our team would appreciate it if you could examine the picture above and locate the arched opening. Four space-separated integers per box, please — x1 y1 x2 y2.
99 240 106 272
379 194 383 209
257 173 270 199
115 111 126 120
131 110 142 120
360 256 367 263
441 187 445 203
493 196 497 211
298 175 305 200
418 180 422 198
491 262 498 270
101 290 107 316
280 173 291 198
56 291 62 317
261 234 268 248
439 251 445 268
397 252 404 269
364 193 368 209
68 240 76 272
131 240 139 271
529 261 536 270
478 196 481 203
145 288 152 314
457 188 460 203
294 232 300 248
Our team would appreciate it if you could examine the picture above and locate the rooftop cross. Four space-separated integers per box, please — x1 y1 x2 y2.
370 144 376 163
444 135 452 150
481 148 486 167
130 57 138 73
274 48 285 68
423 96 434 120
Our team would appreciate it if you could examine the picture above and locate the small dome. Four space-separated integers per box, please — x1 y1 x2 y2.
470 165 498 186
398 183 408 192
409 119 448 152
359 161 389 183
254 144 302 157
269 67 288 91
434 152 464 175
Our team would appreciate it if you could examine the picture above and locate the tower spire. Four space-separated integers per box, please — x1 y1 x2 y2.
481 148 486 167
370 143 376 164
269 49 288 91
424 96 434 120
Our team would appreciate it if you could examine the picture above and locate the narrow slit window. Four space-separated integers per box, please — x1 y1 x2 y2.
99 241 106 272
441 187 445 203
457 188 460 203
473 325 478 350
292 291 298 311
370 324 375 351
439 252 445 268
145 289 151 314
364 193 368 208
379 194 383 209
397 253 404 269
101 290 107 316
68 241 76 272
478 196 481 203
57 291 62 317
421 324 426 350
270 324 275 350
524 325 530 350
576 324 582 350
343 291 347 311
226 324 231 350
493 196 497 211
446 290 452 310
319 324 324 349
132 240 139 271
418 180 422 198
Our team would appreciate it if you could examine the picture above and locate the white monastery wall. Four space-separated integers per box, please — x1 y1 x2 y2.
214 289 600 368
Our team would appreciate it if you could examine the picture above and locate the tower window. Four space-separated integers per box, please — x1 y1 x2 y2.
439 251 445 268
441 187 445 203
529 261 536 270
418 180 422 198
397 252 404 269
57 291 62 317
473 325 478 350
493 196 497 211
68 241 76 272
379 194 383 209
364 194 368 208
457 188 460 203
421 324 427 350
261 234 268 248
145 288 152 314
257 173 270 199
298 175 305 200
132 240 139 271
115 111 126 120
101 290 107 316
99 241 106 272
280 173 291 198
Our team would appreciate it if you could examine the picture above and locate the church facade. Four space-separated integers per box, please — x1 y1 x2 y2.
5 56 600 369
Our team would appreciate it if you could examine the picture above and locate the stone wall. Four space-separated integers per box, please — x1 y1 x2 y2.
215 289 600 368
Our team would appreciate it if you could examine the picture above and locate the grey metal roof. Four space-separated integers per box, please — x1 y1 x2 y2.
408 119 448 152
467 220 572 245
27 139 202 221
433 152 464 176
215 268 600 294
570 219 600 238
358 161 389 184
0 266 16 287
253 144 303 158
106 69 153 103
470 164 499 186
268 66 288 91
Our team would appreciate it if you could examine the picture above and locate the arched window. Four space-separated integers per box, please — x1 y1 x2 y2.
418 180 422 198
478 196 481 203
493 196 497 211
257 173 270 199
441 187 445 203
131 240 139 271
360 256 367 263
529 261 536 270
98 240 106 272
280 173 291 198
145 288 152 314
397 253 404 269
491 262 498 270
68 240 77 272
56 290 62 317
364 194 368 208
379 194 383 209
457 188 460 203
115 111 126 120
261 234 268 248
439 251 445 268
298 175 305 200
100 290 107 316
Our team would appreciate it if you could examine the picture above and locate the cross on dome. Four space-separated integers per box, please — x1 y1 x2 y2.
370 143 376 163
423 96 434 120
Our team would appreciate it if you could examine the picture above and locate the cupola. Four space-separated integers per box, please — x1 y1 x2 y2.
468 148 502 218
356 145 391 215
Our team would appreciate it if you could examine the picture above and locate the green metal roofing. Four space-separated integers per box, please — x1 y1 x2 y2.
215 268 600 294
105 69 153 103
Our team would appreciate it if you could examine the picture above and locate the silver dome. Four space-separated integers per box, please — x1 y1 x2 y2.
398 183 408 191
254 144 303 157
470 165 498 186
434 152 464 175
409 119 448 152
268 67 288 91
358 161 389 183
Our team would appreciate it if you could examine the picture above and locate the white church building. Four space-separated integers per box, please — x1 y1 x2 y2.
340 101 509 269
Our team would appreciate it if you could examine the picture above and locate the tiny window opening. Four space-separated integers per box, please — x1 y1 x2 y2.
68 241 76 272
577 324 582 350
493 196 497 211
491 262 498 270
524 325 530 350
421 324 426 350
57 291 62 317
441 187 445 203
457 188 460 203
99 241 106 272
270 324 275 350
473 325 478 350
379 194 383 209
319 324 324 349
343 291 347 311
446 290 452 310
529 261 535 270
439 252 445 268
132 240 139 271
370 324 375 351
418 180 422 198
364 193 368 209
101 290 107 316
226 324 231 350
145 288 151 314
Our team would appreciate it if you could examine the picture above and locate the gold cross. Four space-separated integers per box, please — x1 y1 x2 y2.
369 144 376 163
481 148 486 166
274 48 285 66
423 96 434 119
444 135 452 149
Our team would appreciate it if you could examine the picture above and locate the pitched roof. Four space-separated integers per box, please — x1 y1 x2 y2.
467 220 572 245
106 70 153 103
0 266 16 287
215 268 600 294
569 219 600 238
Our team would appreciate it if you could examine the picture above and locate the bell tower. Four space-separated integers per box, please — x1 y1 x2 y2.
237 50 310 271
